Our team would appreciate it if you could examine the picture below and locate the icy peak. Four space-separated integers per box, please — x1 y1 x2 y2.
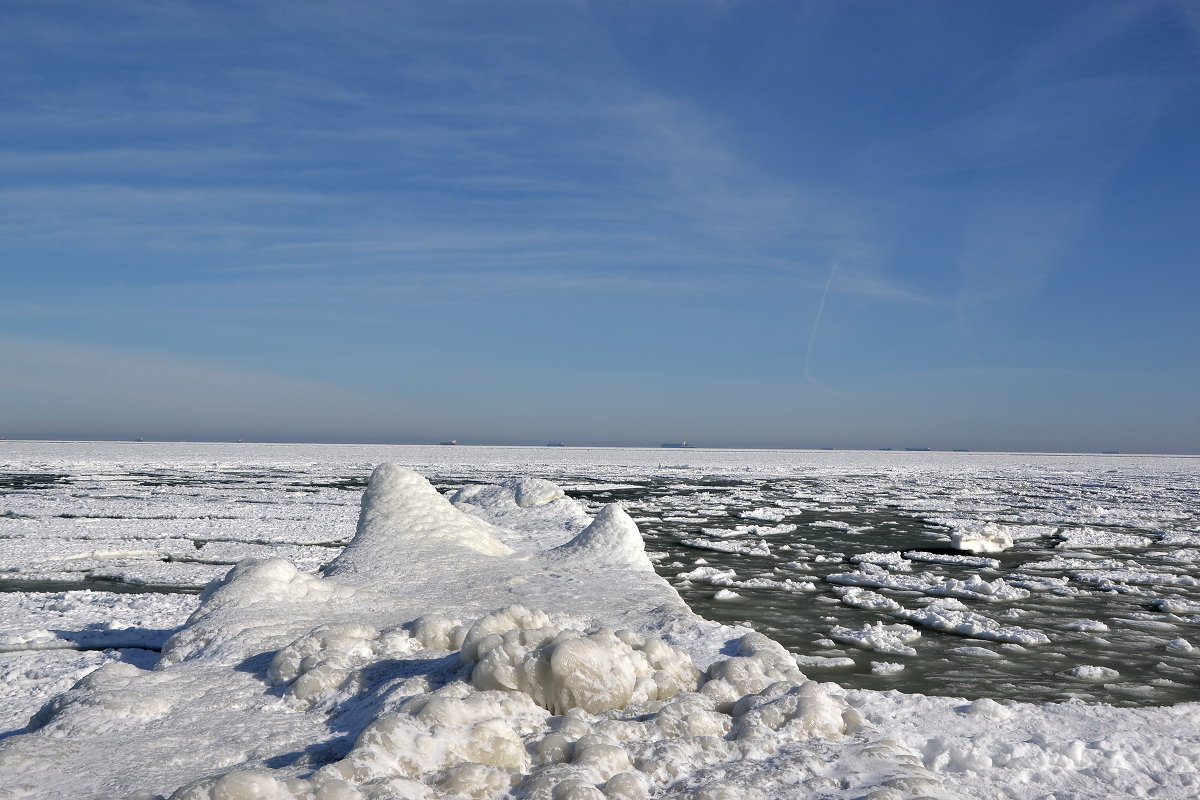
329 464 513 572
552 503 654 570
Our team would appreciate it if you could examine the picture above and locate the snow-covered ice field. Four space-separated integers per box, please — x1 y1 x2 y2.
1 441 1199 799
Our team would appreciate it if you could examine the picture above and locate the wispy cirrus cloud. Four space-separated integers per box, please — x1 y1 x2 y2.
1 0 891 305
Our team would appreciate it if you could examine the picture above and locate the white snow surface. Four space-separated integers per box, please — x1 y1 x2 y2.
1 444 1199 800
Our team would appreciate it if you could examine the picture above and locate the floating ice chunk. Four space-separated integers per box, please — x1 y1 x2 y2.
810 520 854 530
0 625 175 654
698 527 750 539
740 523 797 536
698 523 796 539
1159 547 1200 563
1163 638 1193 653
1006 573 1078 594
681 538 771 556
739 508 787 522
826 563 933 592
950 523 1013 554
902 551 1000 569
1060 665 1120 681
829 622 920 656
850 551 911 569
925 574 1030 602
734 577 818 592
827 565 1028 602
892 599 1051 645
1070 570 1200 588
1151 597 1200 614
870 661 905 674
1160 530 1200 547
1030 555 1130 571
713 589 741 601
948 646 1004 658
1055 526 1153 549
794 654 857 669
835 587 901 612
675 566 738 585
1064 619 1110 633
61 548 167 562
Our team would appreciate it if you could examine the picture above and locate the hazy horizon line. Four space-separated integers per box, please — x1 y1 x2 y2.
2 437 1195 458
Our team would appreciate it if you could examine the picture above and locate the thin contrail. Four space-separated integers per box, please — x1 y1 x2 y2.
804 262 840 385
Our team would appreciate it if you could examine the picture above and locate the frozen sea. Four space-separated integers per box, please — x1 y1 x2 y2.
2 441 1199 799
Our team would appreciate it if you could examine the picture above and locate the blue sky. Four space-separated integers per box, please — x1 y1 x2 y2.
3 0 1199 452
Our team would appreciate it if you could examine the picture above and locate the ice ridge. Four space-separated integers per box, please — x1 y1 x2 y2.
328 463 514 573
551 503 655 570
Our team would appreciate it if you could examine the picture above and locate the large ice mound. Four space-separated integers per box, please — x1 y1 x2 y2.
0 465 898 800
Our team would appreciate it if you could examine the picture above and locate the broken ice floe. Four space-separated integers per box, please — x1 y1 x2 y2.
950 523 1013 554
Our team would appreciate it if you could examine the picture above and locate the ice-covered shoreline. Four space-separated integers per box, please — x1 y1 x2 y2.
1 464 869 799
2 444 1200 798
